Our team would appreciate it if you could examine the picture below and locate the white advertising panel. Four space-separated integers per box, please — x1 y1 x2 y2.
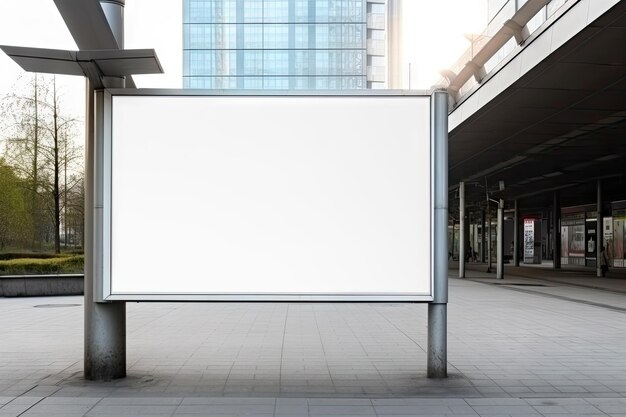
104 92 433 301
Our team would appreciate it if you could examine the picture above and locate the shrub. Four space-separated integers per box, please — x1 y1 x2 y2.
0 255 84 275
0 253 65 261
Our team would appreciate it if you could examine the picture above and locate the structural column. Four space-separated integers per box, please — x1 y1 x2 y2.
84 79 126 380
597 180 602 277
513 199 519 266
428 90 448 378
553 192 561 269
497 199 504 279
486 203 492 273
481 209 486 262
459 181 465 278
84 0 127 380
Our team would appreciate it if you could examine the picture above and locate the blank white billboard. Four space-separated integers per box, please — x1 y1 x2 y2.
105 93 432 301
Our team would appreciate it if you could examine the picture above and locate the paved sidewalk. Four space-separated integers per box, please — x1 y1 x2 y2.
1 272 626 416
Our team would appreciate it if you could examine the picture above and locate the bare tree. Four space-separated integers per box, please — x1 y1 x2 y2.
1 74 83 253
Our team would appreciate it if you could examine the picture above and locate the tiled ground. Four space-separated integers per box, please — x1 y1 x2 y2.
1 266 626 416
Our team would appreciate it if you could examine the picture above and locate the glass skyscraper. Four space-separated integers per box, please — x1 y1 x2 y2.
183 0 394 89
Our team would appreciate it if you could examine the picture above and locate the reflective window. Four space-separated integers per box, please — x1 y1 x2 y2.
183 0 369 90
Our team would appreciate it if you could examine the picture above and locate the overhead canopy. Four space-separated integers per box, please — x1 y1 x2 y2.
0 45 163 87
448 1 626 210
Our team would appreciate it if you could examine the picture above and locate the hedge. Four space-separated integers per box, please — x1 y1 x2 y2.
0 255 84 275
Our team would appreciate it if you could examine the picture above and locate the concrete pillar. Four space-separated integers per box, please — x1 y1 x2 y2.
84 0 127 381
597 180 602 277
459 182 465 278
387 0 403 88
497 199 504 279
486 204 492 273
513 199 519 267
553 192 561 269
481 209 486 263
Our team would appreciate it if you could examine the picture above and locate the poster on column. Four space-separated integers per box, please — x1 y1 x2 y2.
98 91 438 302
524 220 534 263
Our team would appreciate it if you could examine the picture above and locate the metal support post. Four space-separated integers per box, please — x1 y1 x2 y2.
84 79 126 380
459 181 465 278
513 199 519 267
84 0 127 380
597 180 602 277
481 209 486 263
428 89 448 378
553 192 561 269
497 199 504 279
486 203 492 273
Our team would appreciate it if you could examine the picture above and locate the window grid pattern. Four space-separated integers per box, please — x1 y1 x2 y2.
183 0 366 89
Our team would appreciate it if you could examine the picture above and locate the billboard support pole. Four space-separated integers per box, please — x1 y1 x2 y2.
428 89 448 378
84 0 127 380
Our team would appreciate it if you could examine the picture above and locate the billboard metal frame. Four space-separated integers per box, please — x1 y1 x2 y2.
95 89 443 304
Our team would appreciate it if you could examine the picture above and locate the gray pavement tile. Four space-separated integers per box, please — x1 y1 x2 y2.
308 404 376 415
468 406 541 415
175 405 275 414
2 275 626 413
97 397 182 405
87 404 179 414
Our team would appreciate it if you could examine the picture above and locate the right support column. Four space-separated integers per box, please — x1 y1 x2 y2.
428 90 448 378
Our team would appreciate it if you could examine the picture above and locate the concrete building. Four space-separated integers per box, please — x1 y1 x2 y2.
443 0 626 276
182 0 401 89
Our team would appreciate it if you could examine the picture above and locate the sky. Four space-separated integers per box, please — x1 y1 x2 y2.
0 0 487 119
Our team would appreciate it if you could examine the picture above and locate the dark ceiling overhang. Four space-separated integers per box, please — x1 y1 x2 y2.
449 1 626 210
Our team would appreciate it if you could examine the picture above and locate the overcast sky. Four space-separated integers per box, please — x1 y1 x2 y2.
0 0 486 118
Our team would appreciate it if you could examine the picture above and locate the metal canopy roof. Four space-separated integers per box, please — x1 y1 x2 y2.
448 1 626 210
0 46 162 79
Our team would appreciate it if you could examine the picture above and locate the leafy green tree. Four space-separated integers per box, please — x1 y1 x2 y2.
0 159 33 250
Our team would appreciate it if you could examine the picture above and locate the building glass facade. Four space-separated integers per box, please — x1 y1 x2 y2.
183 0 374 89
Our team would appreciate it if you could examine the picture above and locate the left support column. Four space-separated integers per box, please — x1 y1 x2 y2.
428 90 448 378
84 0 127 380
84 80 126 380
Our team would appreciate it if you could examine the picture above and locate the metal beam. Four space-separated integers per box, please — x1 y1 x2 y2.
54 0 120 49
53 0 137 88
0 46 162 81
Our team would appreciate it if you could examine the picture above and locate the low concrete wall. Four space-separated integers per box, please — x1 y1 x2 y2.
0 274 84 297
